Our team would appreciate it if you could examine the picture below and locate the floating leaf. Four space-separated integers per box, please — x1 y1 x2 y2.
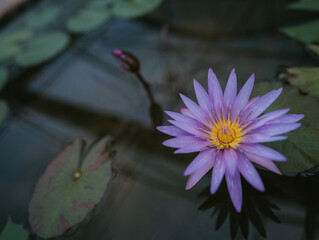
87 0 113 8
0 217 28 240
0 100 8 126
15 32 69 67
113 0 162 19
307 44 319 56
66 8 111 33
285 67 319 99
253 82 319 173
287 0 319 12
0 29 33 45
0 67 8 91
0 30 33 61
25 5 62 30
281 20 319 43
29 137 113 238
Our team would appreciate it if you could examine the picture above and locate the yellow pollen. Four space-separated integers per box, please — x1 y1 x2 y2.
207 117 245 150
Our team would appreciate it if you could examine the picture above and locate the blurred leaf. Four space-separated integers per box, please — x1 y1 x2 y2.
87 0 113 8
29 137 112 238
307 44 319 56
0 100 8 126
113 0 162 19
281 20 319 43
66 8 111 33
287 0 319 11
0 217 28 240
285 67 319 99
25 5 62 30
0 67 8 90
0 29 33 45
253 82 319 173
0 30 33 61
15 32 69 67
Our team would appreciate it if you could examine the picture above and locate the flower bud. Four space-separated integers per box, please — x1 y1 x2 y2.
112 49 140 73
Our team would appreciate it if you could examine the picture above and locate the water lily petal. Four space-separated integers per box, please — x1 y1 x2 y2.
224 148 238 176
224 68 237 110
241 143 286 161
245 152 282 175
208 68 225 117
225 168 242 212
184 149 216 176
193 79 212 114
186 159 215 190
267 114 304 124
156 126 190 137
210 151 226 194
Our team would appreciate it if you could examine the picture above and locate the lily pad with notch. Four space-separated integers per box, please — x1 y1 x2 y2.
253 82 319 173
0 217 28 240
29 137 113 239
25 5 62 30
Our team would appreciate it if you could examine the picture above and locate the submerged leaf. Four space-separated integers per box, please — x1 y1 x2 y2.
287 0 319 12
285 67 319 99
280 20 319 43
66 8 111 33
15 32 69 67
0 217 28 240
25 5 62 30
29 137 113 238
113 0 162 19
253 82 319 173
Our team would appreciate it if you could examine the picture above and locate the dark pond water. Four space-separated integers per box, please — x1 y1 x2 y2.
0 0 318 239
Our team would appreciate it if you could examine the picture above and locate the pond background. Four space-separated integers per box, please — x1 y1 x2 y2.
0 0 318 239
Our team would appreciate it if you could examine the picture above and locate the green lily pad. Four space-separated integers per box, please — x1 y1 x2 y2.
29 137 113 238
66 8 111 33
15 32 69 67
287 0 319 11
253 82 319 173
0 100 8 126
113 0 163 19
0 67 8 91
285 67 319 99
0 29 33 61
0 29 33 45
25 5 62 30
280 20 319 43
307 44 319 56
87 0 113 8
0 217 28 240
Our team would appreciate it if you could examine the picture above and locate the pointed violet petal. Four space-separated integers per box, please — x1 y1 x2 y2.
193 79 212 114
162 136 207 148
243 96 260 111
186 159 215 190
157 126 190 137
237 152 265 192
180 108 193 118
208 68 225 117
225 169 242 212
244 134 287 143
241 143 286 161
224 148 238 176
180 94 210 126
252 123 301 136
210 151 226 194
174 141 209 153
184 149 216 176
245 152 281 175
168 120 208 138
241 88 282 123
224 68 237 110
267 114 304 124
244 108 290 132
165 111 197 123
231 73 255 121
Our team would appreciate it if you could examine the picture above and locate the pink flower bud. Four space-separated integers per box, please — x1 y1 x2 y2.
112 49 140 73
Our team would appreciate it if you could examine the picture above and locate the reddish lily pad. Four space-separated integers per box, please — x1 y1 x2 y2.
29 137 113 238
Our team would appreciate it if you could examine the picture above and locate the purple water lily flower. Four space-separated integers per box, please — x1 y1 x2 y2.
157 68 304 212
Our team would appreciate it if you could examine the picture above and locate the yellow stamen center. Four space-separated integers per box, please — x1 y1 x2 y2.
207 116 245 150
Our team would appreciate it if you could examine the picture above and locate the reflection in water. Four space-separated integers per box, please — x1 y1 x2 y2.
198 180 281 239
